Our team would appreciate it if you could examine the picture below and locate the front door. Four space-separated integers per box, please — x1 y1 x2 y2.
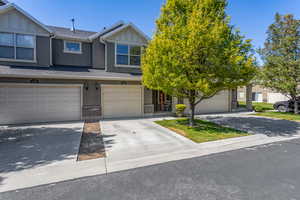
153 90 172 112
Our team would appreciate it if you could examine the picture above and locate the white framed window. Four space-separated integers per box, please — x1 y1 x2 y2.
115 43 142 67
64 41 82 54
0 32 36 61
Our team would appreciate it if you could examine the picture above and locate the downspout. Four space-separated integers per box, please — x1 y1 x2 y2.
49 34 55 66
100 37 107 71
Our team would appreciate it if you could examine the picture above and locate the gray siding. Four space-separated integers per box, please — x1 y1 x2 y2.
52 39 92 67
106 42 142 74
92 38 105 69
0 36 50 67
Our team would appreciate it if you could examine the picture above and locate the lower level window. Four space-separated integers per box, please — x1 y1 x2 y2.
0 32 35 61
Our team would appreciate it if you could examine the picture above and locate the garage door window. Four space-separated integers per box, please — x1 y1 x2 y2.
0 32 35 61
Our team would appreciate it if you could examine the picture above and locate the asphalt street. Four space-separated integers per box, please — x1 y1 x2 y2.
2 138 300 200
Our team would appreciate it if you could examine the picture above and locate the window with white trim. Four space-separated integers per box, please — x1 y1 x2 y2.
116 44 141 66
0 32 35 61
64 41 82 54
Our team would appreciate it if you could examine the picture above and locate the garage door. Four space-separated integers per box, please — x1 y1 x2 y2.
183 90 230 114
101 85 143 118
267 93 289 104
0 84 82 125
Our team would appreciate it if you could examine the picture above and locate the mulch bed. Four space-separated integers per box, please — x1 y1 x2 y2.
77 120 106 161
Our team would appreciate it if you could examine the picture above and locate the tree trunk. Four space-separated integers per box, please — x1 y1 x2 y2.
188 91 196 127
246 84 253 111
294 100 299 114
189 103 195 127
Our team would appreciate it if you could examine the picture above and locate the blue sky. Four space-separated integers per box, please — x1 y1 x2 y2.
9 0 300 60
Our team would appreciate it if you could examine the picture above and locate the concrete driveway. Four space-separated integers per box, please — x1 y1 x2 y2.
0 123 83 174
0 122 84 192
101 118 197 164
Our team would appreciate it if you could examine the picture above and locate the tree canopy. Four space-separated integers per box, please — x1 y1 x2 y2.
142 0 257 125
260 13 300 113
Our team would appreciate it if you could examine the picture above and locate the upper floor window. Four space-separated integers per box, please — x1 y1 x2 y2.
64 41 82 54
116 44 141 67
0 32 35 61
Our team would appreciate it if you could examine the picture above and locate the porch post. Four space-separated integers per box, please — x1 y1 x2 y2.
246 84 253 111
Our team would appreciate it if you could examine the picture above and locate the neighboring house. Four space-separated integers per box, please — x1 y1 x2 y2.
237 85 289 104
0 1 233 125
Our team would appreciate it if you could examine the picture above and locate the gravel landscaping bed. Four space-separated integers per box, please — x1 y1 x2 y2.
77 121 106 161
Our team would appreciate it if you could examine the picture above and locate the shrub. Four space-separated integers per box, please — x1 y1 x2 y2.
176 104 187 117
254 105 264 112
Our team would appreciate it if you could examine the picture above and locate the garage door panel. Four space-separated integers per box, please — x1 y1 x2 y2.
183 90 229 114
0 85 82 125
102 85 143 118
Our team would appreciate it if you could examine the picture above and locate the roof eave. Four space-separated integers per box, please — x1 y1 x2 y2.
100 23 151 42
0 73 142 81
88 20 125 41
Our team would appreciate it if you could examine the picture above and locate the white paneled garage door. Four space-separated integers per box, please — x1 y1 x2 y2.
267 93 289 104
0 84 82 125
184 90 230 114
101 85 143 118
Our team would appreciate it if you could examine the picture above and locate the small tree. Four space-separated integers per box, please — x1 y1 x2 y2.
260 13 300 113
142 0 256 126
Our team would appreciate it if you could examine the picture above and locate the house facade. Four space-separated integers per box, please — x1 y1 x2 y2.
0 1 232 125
237 85 289 104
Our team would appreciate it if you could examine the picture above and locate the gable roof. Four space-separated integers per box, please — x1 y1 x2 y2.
0 3 53 34
101 22 151 42
47 25 96 41
88 20 125 41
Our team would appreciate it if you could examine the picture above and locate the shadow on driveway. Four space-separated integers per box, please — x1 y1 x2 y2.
204 116 300 137
0 126 82 173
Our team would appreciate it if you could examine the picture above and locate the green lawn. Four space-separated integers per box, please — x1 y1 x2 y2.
254 111 300 121
155 118 249 143
239 101 274 111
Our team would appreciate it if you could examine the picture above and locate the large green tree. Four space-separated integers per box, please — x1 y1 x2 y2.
142 0 256 126
260 13 300 113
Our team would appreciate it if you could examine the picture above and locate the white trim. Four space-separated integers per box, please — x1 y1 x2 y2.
0 73 142 81
89 20 124 41
0 32 36 62
101 23 150 42
115 43 141 68
0 58 37 63
55 35 91 43
106 39 147 46
63 40 82 54
0 3 53 34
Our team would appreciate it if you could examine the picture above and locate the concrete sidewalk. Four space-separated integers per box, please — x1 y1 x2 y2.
1 113 300 192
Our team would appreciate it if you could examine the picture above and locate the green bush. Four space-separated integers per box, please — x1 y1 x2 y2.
254 105 264 112
175 104 187 116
